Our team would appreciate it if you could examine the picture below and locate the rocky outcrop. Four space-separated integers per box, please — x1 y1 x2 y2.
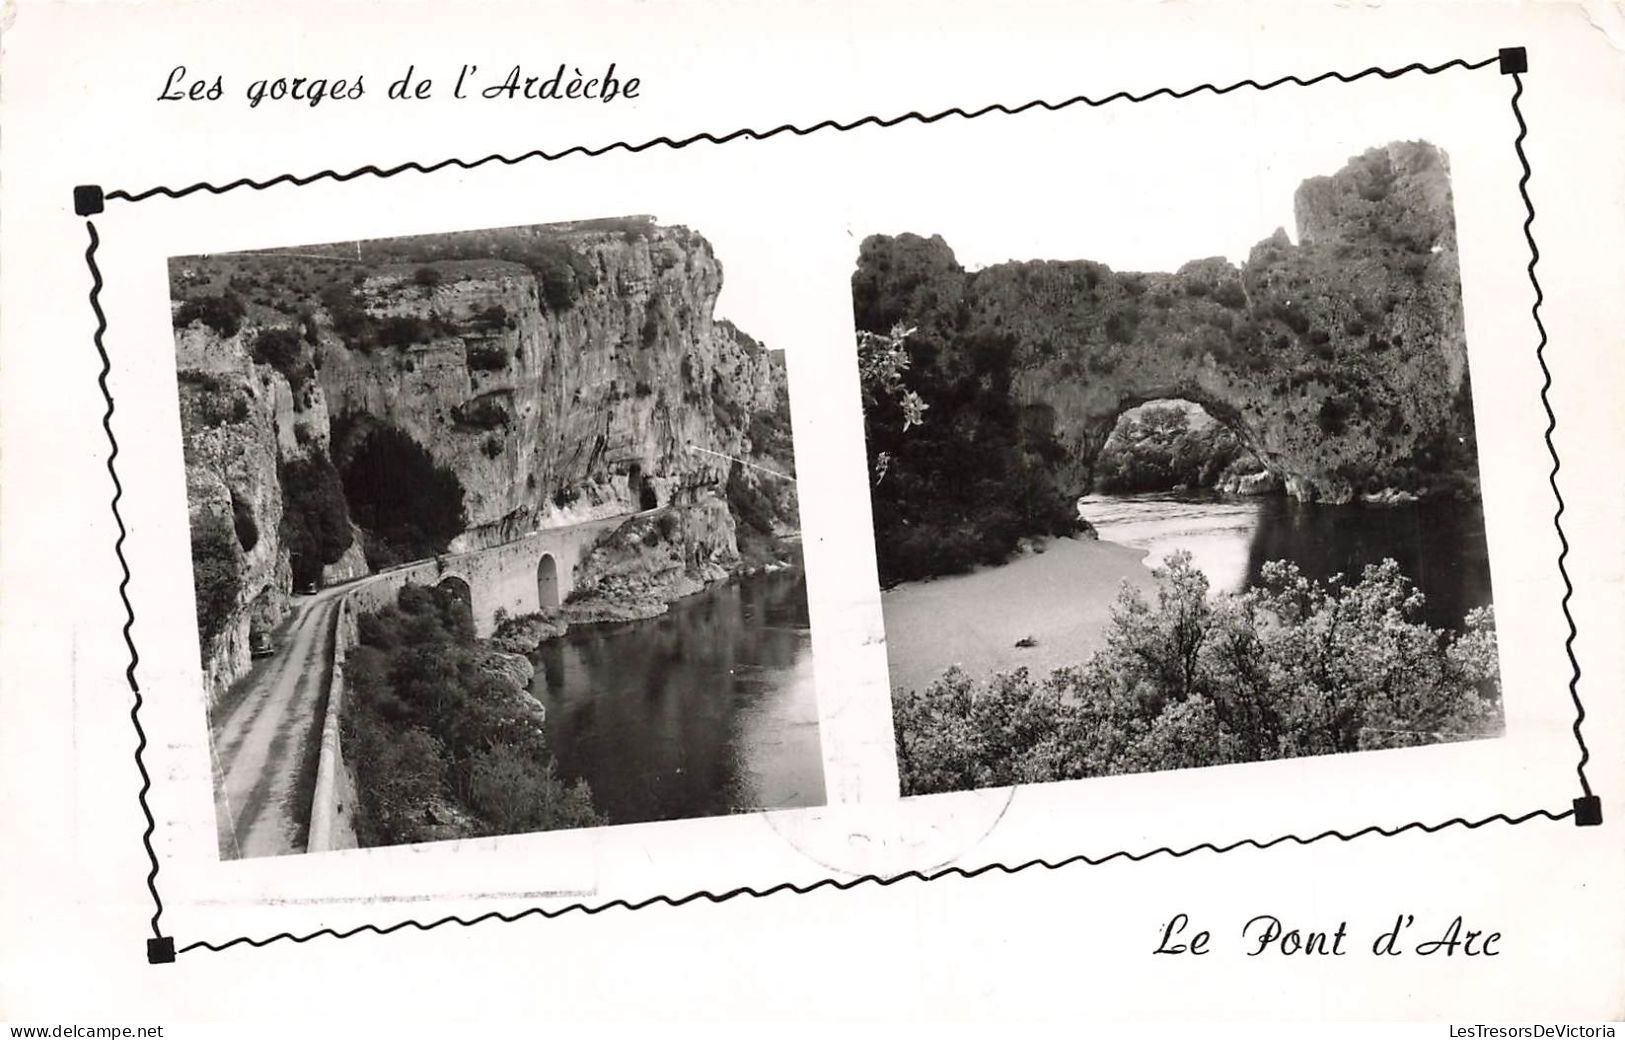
855 141 1477 505
175 326 297 702
562 496 739 623
477 649 538 694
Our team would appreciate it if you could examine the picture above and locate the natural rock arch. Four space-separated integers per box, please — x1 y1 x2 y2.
854 141 1475 505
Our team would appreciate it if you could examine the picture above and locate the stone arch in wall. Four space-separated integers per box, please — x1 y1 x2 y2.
537 553 560 610
436 574 472 607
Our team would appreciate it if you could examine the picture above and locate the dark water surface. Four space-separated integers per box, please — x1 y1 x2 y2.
1078 492 1494 631
529 570 825 826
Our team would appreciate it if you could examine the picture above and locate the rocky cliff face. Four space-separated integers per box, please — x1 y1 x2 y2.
172 218 794 703
856 141 1476 505
318 225 780 546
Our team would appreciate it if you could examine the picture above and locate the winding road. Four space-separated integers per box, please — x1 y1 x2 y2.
209 584 348 859
206 507 657 859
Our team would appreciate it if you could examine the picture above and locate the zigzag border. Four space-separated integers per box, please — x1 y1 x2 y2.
77 48 1597 965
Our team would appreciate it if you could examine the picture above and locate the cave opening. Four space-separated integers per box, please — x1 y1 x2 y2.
1089 398 1266 496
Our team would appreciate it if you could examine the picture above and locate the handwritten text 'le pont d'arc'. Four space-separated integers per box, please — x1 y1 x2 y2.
1153 912 1503 957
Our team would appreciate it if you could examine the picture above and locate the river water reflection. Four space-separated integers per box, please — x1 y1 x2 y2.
529 570 825 827
1078 491 1495 631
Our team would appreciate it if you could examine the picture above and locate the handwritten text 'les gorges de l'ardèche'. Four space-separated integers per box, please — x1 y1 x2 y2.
158 63 640 109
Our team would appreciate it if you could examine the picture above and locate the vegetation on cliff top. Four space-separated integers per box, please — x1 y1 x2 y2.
894 552 1503 795
344 583 603 846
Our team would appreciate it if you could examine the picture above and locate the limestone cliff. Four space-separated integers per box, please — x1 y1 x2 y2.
855 141 1477 505
172 217 795 703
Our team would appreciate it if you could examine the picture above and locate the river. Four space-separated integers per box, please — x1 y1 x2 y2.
528 569 825 827
1077 491 1495 631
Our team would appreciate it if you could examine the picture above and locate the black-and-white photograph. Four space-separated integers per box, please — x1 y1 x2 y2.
171 217 820 858
856 141 1505 796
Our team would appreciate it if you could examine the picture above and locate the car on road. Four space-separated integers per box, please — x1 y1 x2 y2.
249 631 276 658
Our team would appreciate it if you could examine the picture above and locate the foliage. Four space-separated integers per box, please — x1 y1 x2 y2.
451 397 511 430
344 583 603 846
1093 403 1253 493
468 745 605 834
250 326 314 396
279 450 354 587
190 512 242 644
413 266 443 288
180 370 251 428
176 292 247 337
337 423 467 564
893 552 1504 795
853 242 1080 584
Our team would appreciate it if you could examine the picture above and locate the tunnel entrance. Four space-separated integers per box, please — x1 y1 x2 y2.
1090 398 1264 494
537 554 560 609
627 463 659 512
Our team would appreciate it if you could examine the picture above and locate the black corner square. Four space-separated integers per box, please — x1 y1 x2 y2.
1573 795 1603 826
1499 47 1528 75
146 936 176 964
73 184 105 217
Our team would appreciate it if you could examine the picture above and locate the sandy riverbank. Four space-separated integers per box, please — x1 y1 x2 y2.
880 535 1156 695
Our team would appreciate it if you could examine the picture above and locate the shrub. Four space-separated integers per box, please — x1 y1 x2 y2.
894 553 1503 795
176 292 247 337
1214 281 1248 309
413 266 443 288
344 582 603 846
377 315 433 349
472 304 511 331
451 397 511 430
190 512 241 644
251 326 301 370
468 745 605 834
466 342 509 372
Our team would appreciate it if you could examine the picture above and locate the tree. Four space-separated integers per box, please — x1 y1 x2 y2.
468 745 605 834
190 512 242 644
176 291 247 337
280 450 353 586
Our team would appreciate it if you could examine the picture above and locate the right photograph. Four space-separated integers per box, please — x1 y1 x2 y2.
853 141 1506 797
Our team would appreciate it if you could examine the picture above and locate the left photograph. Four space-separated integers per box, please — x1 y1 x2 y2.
169 217 820 860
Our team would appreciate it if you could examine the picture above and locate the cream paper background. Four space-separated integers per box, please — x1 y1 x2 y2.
1 0 1621 1021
